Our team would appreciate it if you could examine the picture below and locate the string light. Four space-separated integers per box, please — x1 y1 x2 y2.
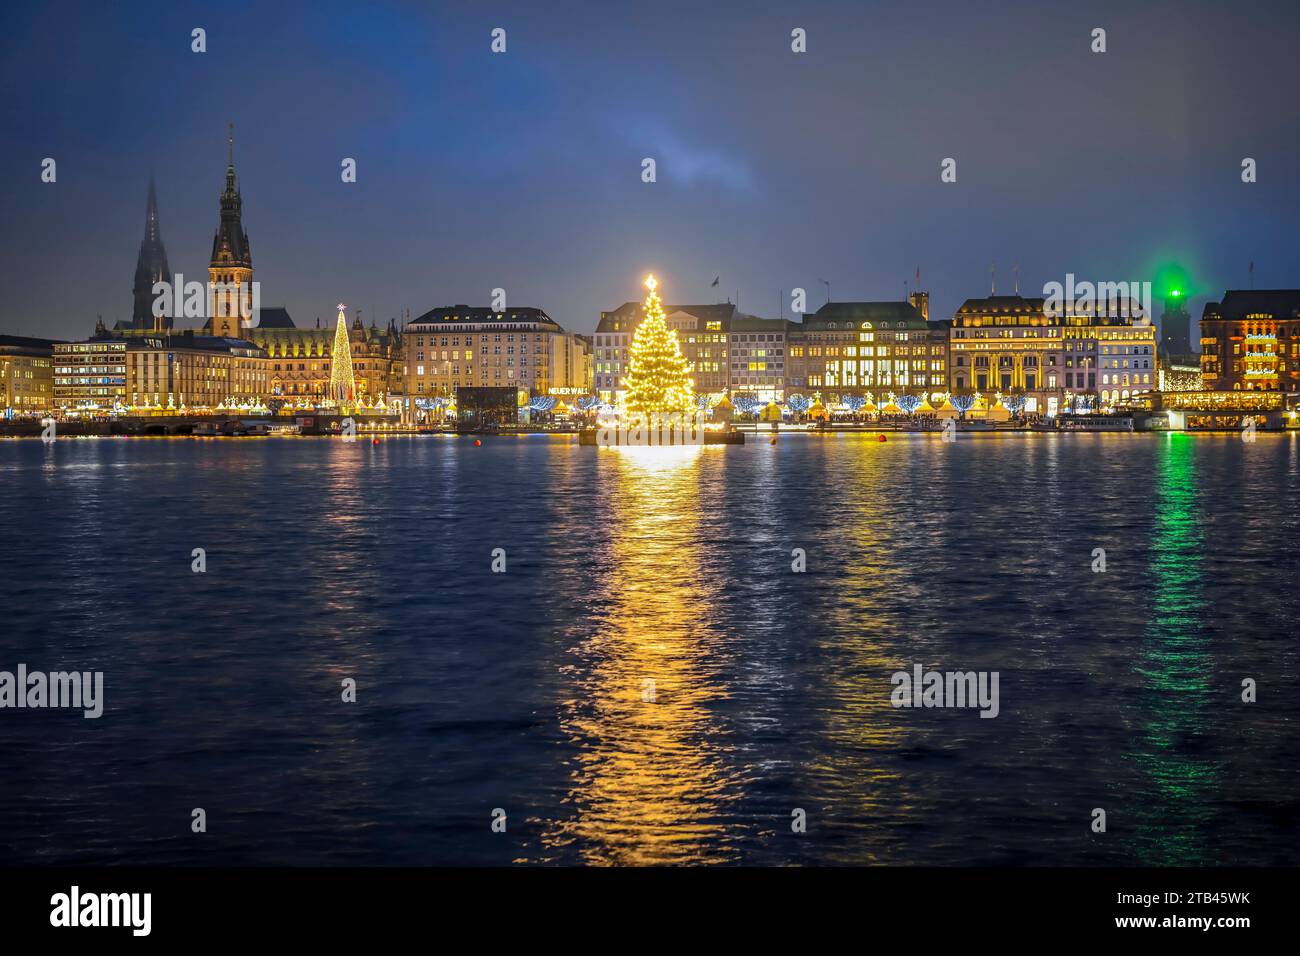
622 274 695 417
330 303 355 405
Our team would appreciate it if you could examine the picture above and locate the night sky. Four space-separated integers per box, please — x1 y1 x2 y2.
2 0 1298 341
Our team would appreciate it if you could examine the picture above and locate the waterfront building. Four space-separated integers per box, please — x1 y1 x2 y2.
949 294 1156 414
247 307 402 402
122 332 270 410
117 303 399 404
0 335 60 416
131 177 174 332
1199 290 1300 392
595 301 737 402
1092 322 1158 405
728 316 788 402
55 330 270 412
570 333 594 396
950 295 1058 406
786 294 947 401
52 337 128 412
404 306 588 401
549 329 594 396
1155 388 1288 430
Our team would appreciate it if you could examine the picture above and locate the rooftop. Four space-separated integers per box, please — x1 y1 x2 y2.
253 306 297 329
0 334 64 352
1203 290 1300 322
956 294 1047 315
408 305 560 329
597 302 739 332
797 300 927 330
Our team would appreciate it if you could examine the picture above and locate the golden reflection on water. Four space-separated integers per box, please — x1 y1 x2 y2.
797 438 910 862
541 444 741 864
321 439 369 531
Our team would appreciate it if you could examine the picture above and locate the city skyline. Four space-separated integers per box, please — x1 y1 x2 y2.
0 134 1268 345
3 0 1299 340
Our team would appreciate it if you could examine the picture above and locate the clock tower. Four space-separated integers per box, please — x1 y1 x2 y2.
209 124 254 338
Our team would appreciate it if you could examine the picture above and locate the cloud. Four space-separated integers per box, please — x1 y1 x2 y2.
613 117 756 194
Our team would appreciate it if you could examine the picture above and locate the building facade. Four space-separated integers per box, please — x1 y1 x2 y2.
949 294 1156 413
403 306 588 400
247 308 403 401
728 317 787 401
1091 321 1158 404
53 338 129 412
595 301 737 402
1199 290 1300 392
55 331 271 412
0 335 59 416
122 333 271 410
786 296 947 400
549 330 593 396
568 334 594 397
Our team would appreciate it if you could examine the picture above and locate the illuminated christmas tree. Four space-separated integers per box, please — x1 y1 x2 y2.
330 302 355 404
623 275 694 417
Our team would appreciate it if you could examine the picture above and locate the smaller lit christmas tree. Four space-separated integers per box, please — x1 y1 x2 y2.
623 275 695 418
330 302 356 406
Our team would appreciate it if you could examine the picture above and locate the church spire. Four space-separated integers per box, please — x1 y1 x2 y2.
132 175 173 331
145 174 161 243
218 122 244 229
224 122 239 197
209 124 254 338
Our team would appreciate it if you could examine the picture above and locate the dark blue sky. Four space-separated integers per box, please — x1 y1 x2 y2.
2 0 1298 340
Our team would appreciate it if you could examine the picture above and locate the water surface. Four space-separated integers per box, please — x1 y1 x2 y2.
1 432 1297 865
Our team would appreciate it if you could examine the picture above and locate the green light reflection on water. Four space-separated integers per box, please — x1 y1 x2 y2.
1127 433 1219 864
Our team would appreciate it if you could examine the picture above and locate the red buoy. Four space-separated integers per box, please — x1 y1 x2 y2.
878 434 887 442
372 437 380 445
474 439 482 446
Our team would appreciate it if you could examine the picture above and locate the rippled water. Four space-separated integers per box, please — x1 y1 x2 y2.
1 433 1298 865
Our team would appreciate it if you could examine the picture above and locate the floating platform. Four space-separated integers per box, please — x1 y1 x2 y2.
578 428 744 446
